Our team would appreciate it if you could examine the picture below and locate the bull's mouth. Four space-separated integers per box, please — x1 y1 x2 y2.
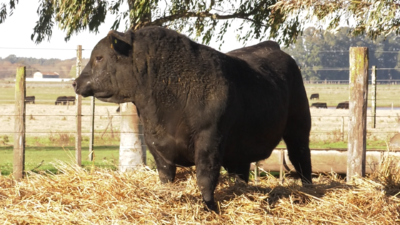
94 92 113 99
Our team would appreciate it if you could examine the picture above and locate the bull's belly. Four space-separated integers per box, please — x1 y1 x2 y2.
173 154 195 167
147 135 196 167
223 130 283 164
223 143 277 164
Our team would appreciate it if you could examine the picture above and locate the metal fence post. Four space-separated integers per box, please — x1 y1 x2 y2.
371 66 377 128
75 45 82 166
341 117 345 141
279 150 284 185
254 161 259 185
89 97 95 161
13 66 26 180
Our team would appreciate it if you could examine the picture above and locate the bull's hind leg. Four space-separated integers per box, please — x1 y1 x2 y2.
283 134 312 184
283 113 312 184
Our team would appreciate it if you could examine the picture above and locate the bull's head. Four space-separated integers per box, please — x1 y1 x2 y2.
73 30 136 103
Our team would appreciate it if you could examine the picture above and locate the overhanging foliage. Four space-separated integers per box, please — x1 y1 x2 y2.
270 0 400 42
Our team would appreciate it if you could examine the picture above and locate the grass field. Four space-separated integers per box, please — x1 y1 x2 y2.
1 82 400 107
0 146 156 176
305 83 400 107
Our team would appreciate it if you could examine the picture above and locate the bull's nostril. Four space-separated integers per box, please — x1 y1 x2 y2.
72 81 77 88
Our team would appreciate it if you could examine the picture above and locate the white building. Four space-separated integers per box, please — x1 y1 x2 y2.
33 72 60 79
23 71 73 82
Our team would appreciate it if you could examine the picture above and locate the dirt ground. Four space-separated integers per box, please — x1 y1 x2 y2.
0 104 399 141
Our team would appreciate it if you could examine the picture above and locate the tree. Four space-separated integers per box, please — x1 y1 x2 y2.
283 27 400 80
1 0 285 46
2 1 400 47
270 0 400 44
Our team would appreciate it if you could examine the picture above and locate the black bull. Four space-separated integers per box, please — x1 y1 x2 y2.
73 27 312 211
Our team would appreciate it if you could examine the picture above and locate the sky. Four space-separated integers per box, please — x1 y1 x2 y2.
0 1 260 60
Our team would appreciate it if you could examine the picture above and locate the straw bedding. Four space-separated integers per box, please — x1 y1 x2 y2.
1 156 400 224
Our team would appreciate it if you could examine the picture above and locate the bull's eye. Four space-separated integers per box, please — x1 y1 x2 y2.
96 56 103 62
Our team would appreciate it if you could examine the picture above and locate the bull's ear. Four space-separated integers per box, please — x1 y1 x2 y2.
108 30 133 57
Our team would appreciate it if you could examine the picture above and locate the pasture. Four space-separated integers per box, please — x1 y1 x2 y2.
306 83 400 108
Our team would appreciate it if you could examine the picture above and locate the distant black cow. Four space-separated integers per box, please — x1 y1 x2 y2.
66 96 76 105
336 101 349 109
310 93 319 100
116 106 120 113
55 96 67 105
55 96 75 105
311 102 327 108
25 96 35 104
73 27 312 211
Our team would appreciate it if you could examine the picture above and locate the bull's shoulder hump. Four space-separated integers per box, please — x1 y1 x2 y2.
254 40 280 50
226 41 281 59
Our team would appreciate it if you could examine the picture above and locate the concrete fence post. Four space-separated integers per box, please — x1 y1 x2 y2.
119 103 143 172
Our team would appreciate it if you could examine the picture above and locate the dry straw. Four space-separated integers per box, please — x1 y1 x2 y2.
1 155 400 224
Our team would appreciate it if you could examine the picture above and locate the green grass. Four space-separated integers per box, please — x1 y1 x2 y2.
1 139 389 176
0 146 156 176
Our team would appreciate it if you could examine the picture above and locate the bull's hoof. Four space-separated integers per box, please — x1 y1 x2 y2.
204 200 218 212
301 178 313 186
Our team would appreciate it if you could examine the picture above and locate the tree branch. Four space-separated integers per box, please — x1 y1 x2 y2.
138 11 266 29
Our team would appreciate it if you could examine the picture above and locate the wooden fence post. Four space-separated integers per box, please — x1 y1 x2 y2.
89 97 95 161
371 66 377 128
13 66 26 180
347 47 368 182
75 45 82 166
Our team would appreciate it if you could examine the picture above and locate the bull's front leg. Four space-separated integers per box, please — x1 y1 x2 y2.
194 127 222 211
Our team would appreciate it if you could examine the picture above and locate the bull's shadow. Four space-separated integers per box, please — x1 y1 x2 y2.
171 167 349 211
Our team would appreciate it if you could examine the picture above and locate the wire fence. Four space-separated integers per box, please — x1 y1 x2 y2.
1 100 399 144
304 79 400 84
